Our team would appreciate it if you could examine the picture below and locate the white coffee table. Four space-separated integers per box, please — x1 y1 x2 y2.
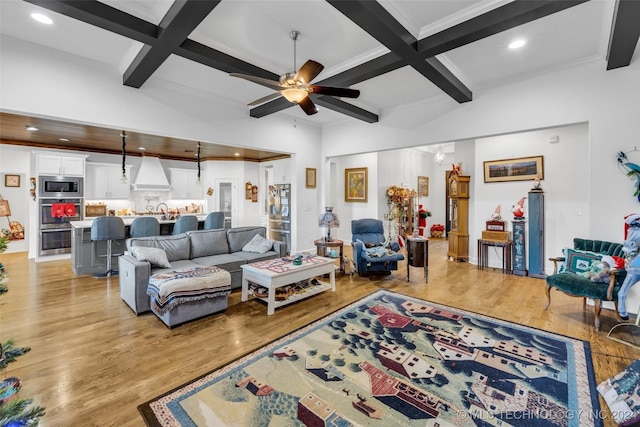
241 256 336 315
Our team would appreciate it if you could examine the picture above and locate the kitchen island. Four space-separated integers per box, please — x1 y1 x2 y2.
70 215 207 276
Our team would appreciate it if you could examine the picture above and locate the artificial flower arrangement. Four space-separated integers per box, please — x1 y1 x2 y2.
386 185 417 204
430 223 445 238
420 210 432 219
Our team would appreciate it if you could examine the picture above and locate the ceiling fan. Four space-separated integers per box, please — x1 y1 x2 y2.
230 31 360 116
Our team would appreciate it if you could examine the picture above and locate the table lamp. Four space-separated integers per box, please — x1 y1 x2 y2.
318 207 339 241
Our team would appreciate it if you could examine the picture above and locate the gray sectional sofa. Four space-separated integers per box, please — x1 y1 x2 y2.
118 226 287 316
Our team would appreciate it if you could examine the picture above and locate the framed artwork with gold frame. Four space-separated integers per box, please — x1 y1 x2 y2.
417 176 429 197
305 168 316 188
0 200 11 217
344 167 368 202
4 174 20 187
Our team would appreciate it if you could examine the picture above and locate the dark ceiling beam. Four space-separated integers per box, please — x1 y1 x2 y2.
315 52 407 87
176 40 280 80
606 0 640 70
314 96 378 123
249 97 295 119
23 0 157 45
123 0 221 88
418 0 590 57
327 0 472 103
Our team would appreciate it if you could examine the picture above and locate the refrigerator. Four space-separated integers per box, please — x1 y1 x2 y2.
268 184 291 253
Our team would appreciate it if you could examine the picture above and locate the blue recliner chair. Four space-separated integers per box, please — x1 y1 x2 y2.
351 218 404 276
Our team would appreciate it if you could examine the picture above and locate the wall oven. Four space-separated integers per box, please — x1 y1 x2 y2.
38 198 83 255
38 176 84 198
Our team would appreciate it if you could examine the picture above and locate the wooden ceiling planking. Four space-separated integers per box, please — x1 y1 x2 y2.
0 112 288 162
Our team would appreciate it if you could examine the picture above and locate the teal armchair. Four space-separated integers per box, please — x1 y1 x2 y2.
545 238 627 330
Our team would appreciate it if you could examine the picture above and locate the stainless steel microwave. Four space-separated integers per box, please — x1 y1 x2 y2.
38 175 84 198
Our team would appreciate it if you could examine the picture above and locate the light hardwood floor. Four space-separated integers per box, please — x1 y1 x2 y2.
1 239 639 426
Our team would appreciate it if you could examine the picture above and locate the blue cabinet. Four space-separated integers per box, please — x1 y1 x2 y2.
528 191 545 278
512 220 527 276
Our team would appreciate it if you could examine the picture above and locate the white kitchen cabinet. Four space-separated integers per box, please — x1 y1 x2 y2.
170 168 203 199
85 163 131 199
37 154 86 176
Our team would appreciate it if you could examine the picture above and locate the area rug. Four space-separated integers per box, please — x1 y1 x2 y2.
139 289 601 426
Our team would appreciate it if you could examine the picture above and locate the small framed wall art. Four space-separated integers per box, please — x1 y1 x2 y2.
4 174 20 187
305 168 317 188
417 176 429 197
344 167 368 202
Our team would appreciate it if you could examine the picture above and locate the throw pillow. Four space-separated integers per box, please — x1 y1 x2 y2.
560 248 602 274
131 246 171 268
597 359 640 426
242 234 274 254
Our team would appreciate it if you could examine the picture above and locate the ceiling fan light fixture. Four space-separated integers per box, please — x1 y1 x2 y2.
281 88 308 103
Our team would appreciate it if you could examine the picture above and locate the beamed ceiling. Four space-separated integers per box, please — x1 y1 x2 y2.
1 0 638 161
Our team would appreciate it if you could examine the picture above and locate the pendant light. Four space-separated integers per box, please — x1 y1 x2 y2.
434 146 445 166
196 142 202 185
120 131 127 183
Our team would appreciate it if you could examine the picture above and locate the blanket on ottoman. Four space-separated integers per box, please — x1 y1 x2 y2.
147 266 231 315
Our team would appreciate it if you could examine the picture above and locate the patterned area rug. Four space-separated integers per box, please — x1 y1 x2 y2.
139 289 601 426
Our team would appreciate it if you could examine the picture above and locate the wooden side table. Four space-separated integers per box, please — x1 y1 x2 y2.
406 237 428 282
314 239 344 274
477 239 513 274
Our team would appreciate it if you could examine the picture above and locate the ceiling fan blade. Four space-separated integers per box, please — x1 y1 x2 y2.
230 73 283 91
298 96 318 115
309 86 360 98
294 60 324 84
247 92 283 106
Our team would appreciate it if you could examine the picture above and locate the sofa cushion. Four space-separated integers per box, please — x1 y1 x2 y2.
242 234 274 253
130 246 171 268
191 253 247 273
561 248 602 274
187 229 229 258
233 250 279 262
127 234 191 262
227 226 267 253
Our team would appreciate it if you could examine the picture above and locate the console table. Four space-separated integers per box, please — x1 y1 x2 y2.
477 239 513 274
406 237 428 282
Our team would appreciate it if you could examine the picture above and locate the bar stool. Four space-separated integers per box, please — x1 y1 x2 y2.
91 216 125 278
204 211 225 229
172 215 198 235
130 216 160 237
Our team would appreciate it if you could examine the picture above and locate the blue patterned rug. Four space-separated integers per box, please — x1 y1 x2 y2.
139 289 601 426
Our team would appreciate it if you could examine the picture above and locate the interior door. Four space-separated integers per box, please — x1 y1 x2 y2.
216 179 236 228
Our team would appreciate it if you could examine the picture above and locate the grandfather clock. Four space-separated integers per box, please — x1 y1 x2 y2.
447 174 470 262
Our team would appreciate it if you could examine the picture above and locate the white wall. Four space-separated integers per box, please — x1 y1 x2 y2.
0 145 31 253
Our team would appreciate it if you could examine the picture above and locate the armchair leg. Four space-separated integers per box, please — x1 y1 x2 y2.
594 299 602 331
544 285 552 309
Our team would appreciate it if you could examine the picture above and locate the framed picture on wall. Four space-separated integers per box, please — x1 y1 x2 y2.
0 200 11 217
305 168 316 188
344 167 368 202
417 176 429 197
4 174 20 187
484 156 544 183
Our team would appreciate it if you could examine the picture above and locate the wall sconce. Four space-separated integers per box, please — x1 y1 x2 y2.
120 131 128 183
434 146 445 166
196 142 202 185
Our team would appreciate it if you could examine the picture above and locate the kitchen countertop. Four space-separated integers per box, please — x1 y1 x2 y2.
70 214 207 229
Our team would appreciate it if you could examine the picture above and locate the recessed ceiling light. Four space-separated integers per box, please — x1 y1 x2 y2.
509 39 526 49
234 153 240 156
138 147 146 151
59 138 69 142
31 13 53 25
25 125 39 131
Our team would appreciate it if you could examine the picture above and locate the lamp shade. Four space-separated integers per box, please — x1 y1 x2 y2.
318 207 339 241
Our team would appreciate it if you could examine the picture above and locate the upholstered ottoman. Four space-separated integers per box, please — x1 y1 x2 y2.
147 266 232 328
